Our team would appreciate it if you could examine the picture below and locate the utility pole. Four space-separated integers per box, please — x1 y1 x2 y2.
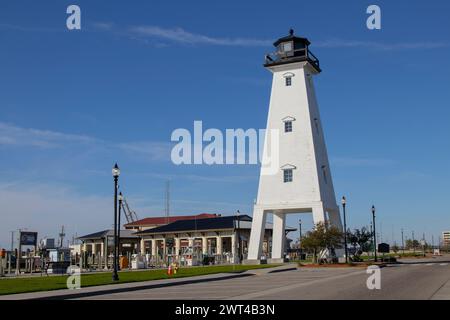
8 231 14 274
422 232 426 256
401 228 405 254
165 180 170 225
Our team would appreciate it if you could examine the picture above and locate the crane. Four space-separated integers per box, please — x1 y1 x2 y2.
120 195 139 224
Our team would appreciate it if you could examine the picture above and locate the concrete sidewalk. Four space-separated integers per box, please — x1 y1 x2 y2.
0 272 253 300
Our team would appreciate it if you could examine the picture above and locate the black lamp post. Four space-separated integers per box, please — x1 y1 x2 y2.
112 163 120 281
298 219 302 260
371 205 377 262
118 192 123 271
341 196 348 264
236 210 241 264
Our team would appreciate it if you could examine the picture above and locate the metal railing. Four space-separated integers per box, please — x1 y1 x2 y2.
265 48 320 69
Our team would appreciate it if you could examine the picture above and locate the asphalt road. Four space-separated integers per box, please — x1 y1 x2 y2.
75 256 450 300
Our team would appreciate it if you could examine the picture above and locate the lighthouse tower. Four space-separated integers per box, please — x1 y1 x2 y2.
246 30 343 264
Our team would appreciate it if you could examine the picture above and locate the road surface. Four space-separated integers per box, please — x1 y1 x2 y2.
75 256 450 300
2 256 449 300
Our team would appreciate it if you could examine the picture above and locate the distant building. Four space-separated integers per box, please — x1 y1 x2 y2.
77 229 140 269
443 231 450 246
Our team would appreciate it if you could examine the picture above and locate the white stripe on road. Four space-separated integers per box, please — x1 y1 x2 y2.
426 263 433 266
440 263 448 266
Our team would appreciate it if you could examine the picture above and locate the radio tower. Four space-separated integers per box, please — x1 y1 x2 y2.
165 180 170 224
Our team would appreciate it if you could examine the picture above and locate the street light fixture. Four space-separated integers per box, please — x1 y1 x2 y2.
371 205 377 262
341 196 348 264
236 210 241 264
112 163 120 281
298 219 302 260
118 192 123 271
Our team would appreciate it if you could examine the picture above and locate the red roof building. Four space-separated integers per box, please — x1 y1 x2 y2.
124 213 220 231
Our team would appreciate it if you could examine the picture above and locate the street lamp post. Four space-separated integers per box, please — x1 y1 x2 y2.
118 192 123 271
371 205 377 262
112 163 120 281
341 197 348 264
236 210 241 264
298 219 302 260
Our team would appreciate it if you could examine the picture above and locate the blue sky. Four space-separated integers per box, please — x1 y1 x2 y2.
1 0 449 248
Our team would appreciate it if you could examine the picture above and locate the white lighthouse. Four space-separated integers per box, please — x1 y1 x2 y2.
246 30 343 264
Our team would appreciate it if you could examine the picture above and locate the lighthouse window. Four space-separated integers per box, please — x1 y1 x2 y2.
283 169 293 183
282 42 293 52
284 121 293 133
285 77 292 86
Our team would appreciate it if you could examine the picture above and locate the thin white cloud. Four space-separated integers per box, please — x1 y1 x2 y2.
128 26 448 50
315 39 449 50
118 141 172 161
0 181 112 248
0 122 170 161
129 26 271 47
2 21 447 51
0 122 96 148
134 171 257 183
92 22 114 31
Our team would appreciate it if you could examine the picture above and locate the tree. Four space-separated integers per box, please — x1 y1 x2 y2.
405 239 420 250
392 245 399 253
300 221 343 264
347 227 372 261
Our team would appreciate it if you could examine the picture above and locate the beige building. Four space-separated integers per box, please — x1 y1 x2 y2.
443 231 450 247
77 229 139 269
135 214 296 266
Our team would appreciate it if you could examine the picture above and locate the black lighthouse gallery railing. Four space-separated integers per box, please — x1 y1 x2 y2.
264 47 320 71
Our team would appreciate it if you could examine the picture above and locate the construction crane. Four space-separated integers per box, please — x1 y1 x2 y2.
120 195 139 224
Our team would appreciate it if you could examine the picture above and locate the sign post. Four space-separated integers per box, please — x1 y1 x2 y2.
16 231 38 275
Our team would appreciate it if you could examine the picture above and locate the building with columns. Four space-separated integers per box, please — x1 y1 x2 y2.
77 229 139 269
135 215 296 266
77 214 296 269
